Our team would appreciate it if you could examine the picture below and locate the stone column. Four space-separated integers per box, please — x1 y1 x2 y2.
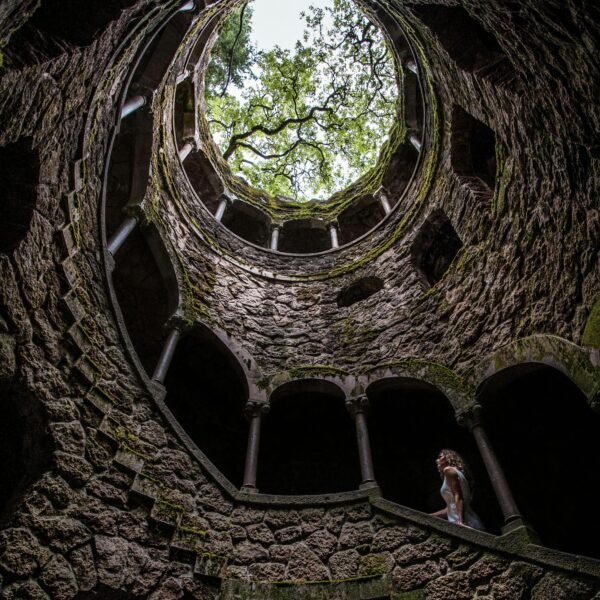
329 223 340 249
178 139 195 161
346 395 377 488
242 401 269 492
107 216 138 256
179 0 195 11
457 404 530 533
409 134 422 152
214 196 229 222
120 95 147 119
376 188 392 215
270 225 280 251
151 324 183 384
176 70 190 84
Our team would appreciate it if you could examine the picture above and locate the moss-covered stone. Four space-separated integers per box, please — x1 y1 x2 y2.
582 297 600 349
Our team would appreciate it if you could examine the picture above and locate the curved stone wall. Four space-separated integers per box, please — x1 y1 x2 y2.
0 0 599 598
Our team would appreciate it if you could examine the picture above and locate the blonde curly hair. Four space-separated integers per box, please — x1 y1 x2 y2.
437 449 475 490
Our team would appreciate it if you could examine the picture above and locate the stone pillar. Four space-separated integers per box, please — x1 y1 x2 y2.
346 395 377 488
242 401 269 492
215 196 229 222
179 0 195 11
178 140 195 161
377 189 392 215
406 59 418 74
107 216 138 256
270 225 280 251
457 404 530 533
176 70 190 84
151 325 183 384
329 223 340 249
409 134 422 152
120 95 147 119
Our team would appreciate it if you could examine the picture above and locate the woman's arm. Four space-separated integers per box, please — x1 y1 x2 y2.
444 467 465 525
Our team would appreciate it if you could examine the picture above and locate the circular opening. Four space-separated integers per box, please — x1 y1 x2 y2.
203 0 400 202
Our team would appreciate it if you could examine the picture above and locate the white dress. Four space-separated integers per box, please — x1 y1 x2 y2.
440 468 485 531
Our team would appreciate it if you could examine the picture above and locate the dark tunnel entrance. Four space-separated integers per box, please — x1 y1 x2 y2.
479 364 600 559
367 378 503 533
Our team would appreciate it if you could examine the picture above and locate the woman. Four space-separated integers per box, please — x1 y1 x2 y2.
431 449 485 531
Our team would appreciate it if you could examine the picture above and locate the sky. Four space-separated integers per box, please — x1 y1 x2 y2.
248 0 333 51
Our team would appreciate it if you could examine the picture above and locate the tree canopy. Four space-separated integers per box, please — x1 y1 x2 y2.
204 0 398 201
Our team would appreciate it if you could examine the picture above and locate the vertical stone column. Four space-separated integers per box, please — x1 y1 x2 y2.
120 95 147 119
178 139 195 161
329 223 340 249
376 187 392 215
151 322 184 384
179 0 195 11
346 395 378 489
242 401 269 493
176 70 190 84
409 134 422 152
457 404 533 534
270 225 280 251
107 216 138 256
215 195 229 222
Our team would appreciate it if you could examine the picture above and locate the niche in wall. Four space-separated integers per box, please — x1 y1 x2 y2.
410 5 515 86
337 276 384 308
260 381 360 494
479 364 600 559
411 210 463 287
0 138 39 254
0 383 52 525
3 0 138 68
451 105 497 190
366 378 501 532
164 328 249 488
112 227 177 375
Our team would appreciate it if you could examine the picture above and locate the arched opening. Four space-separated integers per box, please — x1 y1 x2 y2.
411 210 463 287
0 138 39 255
451 105 497 190
337 276 384 308
337 195 386 245
174 79 196 147
260 380 360 494
279 219 330 254
221 201 271 247
479 364 600 558
3 0 138 68
105 106 153 238
112 227 177 375
0 383 52 526
382 140 419 202
181 148 223 214
367 378 501 532
404 69 423 135
164 327 249 488
409 5 515 86
130 11 195 95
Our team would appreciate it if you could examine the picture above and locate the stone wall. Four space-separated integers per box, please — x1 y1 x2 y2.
0 0 599 598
